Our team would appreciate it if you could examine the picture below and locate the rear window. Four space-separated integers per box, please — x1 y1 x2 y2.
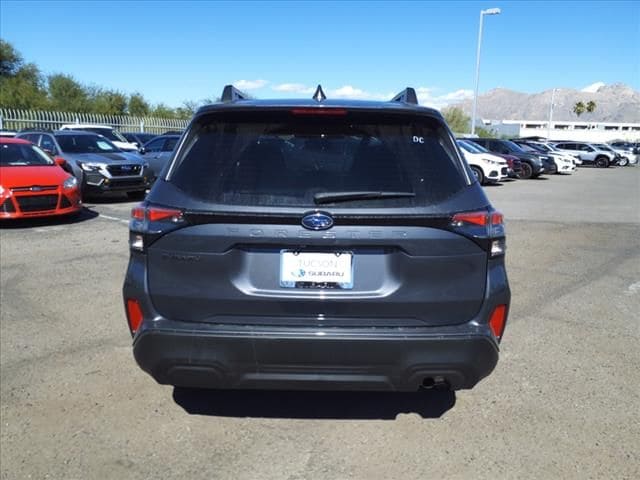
169 110 469 208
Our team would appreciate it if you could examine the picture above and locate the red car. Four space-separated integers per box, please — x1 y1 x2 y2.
0 137 81 219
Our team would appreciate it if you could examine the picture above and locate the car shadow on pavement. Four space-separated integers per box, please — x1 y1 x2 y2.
0 207 98 229
172 387 456 420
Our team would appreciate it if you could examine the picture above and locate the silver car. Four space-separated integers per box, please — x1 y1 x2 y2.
551 141 619 168
16 130 152 198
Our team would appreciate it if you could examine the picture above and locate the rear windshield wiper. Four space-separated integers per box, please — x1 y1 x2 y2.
313 191 415 204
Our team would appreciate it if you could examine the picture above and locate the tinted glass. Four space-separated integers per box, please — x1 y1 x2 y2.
145 138 164 152
501 141 525 153
55 134 120 153
0 143 54 166
81 127 127 143
19 133 40 144
457 140 485 154
40 135 57 153
163 137 179 152
169 110 468 208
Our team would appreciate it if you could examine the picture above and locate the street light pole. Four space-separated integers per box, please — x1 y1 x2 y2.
471 8 501 136
547 88 556 140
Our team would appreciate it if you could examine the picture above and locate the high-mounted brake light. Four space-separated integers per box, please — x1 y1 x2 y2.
291 108 348 116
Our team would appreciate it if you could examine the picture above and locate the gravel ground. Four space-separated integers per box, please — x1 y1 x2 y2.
1 167 639 479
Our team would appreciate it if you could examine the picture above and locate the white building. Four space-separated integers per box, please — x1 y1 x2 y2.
482 120 640 142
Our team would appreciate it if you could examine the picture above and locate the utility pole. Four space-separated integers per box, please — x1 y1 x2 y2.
547 88 556 140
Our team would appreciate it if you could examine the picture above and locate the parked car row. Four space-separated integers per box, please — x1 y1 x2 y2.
0 126 186 219
0 117 636 222
455 136 636 186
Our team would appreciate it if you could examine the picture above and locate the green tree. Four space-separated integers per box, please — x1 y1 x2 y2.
0 40 48 109
441 107 470 134
48 74 89 112
475 127 495 138
151 103 176 118
573 101 586 117
0 39 23 76
91 88 128 115
586 100 596 113
128 93 150 116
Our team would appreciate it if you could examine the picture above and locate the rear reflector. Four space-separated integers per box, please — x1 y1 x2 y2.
489 305 507 339
291 108 348 116
126 299 144 334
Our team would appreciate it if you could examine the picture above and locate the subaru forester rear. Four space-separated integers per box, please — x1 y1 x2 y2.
123 86 510 391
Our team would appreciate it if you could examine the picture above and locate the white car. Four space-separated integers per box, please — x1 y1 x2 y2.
457 140 508 184
59 124 139 152
519 142 577 174
536 142 582 165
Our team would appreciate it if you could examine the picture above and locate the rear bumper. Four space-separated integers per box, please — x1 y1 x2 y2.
133 321 500 391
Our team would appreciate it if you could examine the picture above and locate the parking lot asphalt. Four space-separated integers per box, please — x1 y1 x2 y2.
1 167 639 480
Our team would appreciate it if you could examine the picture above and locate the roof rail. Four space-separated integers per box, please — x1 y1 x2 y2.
221 85 249 102
390 87 418 105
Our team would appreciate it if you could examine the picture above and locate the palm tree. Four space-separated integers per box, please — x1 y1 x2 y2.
586 101 597 113
573 101 586 117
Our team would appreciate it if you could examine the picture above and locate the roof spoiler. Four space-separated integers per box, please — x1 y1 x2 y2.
221 85 250 102
390 87 418 105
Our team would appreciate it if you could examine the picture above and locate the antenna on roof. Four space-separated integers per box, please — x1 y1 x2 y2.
221 85 249 102
312 85 327 102
390 87 418 105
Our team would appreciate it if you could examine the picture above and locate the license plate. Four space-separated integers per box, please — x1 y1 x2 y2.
280 251 353 289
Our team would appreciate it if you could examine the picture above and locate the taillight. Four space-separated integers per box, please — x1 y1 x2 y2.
451 211 503 227
451 210 505 257
489 304 507 340
126 299 144 334
130 203 185 252
130 204 183 223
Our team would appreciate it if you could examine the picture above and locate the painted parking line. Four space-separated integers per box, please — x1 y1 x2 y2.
98 213 130 226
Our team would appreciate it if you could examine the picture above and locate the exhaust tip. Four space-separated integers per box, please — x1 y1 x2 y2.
421 376 450 391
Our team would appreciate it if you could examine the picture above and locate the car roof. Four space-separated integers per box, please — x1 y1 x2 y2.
0 136 31 144
60 124 112 129
19 130 99 137
196 98 441 117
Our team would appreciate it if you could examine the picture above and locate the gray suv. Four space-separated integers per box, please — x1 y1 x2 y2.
17 130 152 198
123 86 511 392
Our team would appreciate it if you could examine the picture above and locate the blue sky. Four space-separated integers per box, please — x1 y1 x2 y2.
1 0 638 108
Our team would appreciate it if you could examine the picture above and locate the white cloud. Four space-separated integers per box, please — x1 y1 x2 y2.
581 82 605 93
249 80 473 109
233 79 268 90
416 87 473 109
272 83 316 94
329 85 392 101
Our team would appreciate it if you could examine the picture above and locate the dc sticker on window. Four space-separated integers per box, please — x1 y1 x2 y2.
412 136 424 144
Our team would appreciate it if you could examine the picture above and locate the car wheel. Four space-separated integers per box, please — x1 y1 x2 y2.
595 156 609 168
470 166 485 185
519 162 533 179
127 191 146 201
618 157 629 167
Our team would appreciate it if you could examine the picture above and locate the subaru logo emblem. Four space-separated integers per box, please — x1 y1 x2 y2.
301 212 334 231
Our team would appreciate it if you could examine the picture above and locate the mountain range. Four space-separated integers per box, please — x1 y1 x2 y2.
451 83 640 123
